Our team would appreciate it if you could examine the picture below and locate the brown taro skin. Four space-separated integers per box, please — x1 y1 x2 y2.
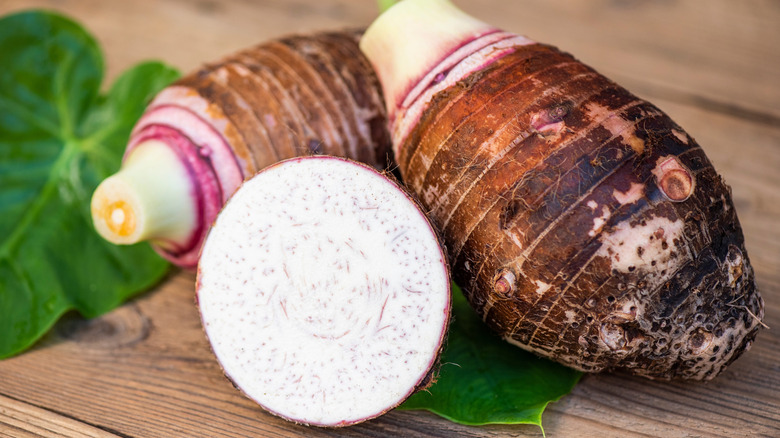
177 29 392 175
398 43 764 380
126 30 392 267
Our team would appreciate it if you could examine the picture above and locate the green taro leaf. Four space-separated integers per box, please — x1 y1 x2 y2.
401 285 582 429
0 10 180 358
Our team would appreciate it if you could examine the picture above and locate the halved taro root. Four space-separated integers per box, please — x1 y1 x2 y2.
196 156 450 426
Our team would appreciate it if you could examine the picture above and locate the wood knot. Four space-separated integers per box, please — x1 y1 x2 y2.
56 303 150 349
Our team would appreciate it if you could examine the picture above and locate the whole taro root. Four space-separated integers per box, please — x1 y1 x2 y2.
360 0 765 380
91 30 390 267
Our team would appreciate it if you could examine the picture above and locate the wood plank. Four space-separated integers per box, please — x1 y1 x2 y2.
0 0 778 436
0 394 118 437
0 0 382 84
2 0 778 120
0 274 536 437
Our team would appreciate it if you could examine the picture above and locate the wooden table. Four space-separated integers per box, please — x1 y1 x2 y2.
1 1 778 436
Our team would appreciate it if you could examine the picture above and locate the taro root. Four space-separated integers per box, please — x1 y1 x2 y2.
359 0 765 380
196 156 450 426
91 30 390 268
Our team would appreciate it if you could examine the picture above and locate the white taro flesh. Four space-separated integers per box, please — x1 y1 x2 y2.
197 156 450 426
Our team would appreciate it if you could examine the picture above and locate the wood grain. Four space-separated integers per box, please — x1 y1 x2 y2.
0 0 778 436
0 394 117 437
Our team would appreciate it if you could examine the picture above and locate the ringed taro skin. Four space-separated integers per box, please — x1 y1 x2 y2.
360 0 764 380
91 30 391 267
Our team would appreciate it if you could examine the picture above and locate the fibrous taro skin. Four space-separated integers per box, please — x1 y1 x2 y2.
121 29 390 267
362 0 764 380
196 156 450 426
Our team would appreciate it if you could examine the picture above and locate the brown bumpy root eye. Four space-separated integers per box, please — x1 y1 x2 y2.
660 169 694 201
652 156 694 202
688 329 714 355
494 271 516 296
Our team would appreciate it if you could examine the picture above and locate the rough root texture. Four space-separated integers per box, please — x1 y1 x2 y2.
197 156 450 426
393 42 764 380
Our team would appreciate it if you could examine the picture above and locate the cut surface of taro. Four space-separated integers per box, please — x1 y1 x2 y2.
197 156 450 427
